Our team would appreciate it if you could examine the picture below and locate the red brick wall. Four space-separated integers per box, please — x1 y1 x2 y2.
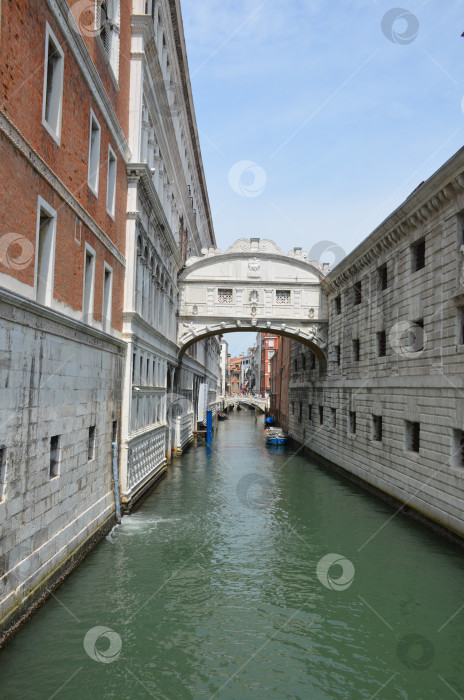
0 0 128 252
0 0 129 331
0 131 124 329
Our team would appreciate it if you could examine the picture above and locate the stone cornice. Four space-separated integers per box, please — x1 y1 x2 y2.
49 0 131 160
131 12 212 253
0 110 126 266
180 238 327 280
168 0 216 247
0 288 126 351
127 163 182 269
123 311 179 355
323 146 464 296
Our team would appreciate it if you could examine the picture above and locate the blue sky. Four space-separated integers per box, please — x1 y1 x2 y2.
181 0 463 356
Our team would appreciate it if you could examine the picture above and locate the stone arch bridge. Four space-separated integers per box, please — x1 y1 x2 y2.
223 396 269 413
177 238 329 358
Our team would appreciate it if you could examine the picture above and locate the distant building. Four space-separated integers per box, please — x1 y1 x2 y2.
260 334 279 395
269 338 291 431
228 357 242 394
240 348 255 392
219 338 228 395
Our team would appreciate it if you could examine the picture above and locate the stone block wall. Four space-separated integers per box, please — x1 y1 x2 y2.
287 146 464 539
0 291 124 639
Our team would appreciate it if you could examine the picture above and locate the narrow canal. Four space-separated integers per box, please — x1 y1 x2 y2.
1 411 464 699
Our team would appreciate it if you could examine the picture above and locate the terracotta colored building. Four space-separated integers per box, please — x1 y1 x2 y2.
228 356 242 394
260 334 279 395
269 337 291 431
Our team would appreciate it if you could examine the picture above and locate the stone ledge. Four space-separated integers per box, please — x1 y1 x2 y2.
0 288 126 354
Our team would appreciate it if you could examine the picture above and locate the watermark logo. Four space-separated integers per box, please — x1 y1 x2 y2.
83 626 122 664
155 80 183 119
0 233 34 271
228 161 267 198
165 393 193 430
397 634 435 670
389 321 426 358
381 8 419 45
316 553 355 591
68 0 100 38
236 472 274 510
308 241 346 270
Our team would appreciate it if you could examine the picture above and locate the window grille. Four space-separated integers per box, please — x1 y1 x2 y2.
276 290 291 305
218 289 233 304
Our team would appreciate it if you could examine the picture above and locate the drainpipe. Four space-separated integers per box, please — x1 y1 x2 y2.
112 441 122 523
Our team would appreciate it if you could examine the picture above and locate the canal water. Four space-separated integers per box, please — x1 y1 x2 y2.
1 411 464 699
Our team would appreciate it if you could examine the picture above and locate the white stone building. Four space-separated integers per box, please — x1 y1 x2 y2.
287 145 464 540
120 0 220 508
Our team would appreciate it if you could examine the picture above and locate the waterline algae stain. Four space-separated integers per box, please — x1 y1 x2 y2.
0 412 463 699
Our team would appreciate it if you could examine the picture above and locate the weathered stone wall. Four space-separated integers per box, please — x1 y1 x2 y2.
287 146 464 539
0 291 124 639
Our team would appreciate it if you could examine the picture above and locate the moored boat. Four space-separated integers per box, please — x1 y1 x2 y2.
218 412 228 421
264 428 288 446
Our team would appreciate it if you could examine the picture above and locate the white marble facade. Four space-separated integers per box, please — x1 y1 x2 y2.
120 1 221 507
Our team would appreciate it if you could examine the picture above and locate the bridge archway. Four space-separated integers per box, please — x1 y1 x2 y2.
177 238 329 359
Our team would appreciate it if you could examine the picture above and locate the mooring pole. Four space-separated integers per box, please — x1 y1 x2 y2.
206 409 213 444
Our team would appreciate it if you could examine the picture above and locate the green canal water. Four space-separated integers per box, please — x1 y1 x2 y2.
1 411 464 699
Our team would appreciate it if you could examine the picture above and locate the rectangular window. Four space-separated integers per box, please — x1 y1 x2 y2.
377 330 387 357
35 199 57 306
132 353 136 385
294 358 298 372
102 264 113 331
411 238 425 272
308 405 312 422
457 307 464 345
0 448 6 502
353 281 362 306
310 353 316 370
409 319 424 352
49 435 60 478
405 421 420 452
452 429 464 468
88 426 96 461
218 288 233 304
83 245 96 323
42 24 64 143
112 420 118 444
298 402 303 423
372 415 383 442
319 405 324 426
98 0 120 80
377 263 388 291
88 111 101 195
106 146 117 218
334 295 341 315
335 345 341 366
268 339 274 348
349 411 357 435
352 338 360 362
276 290 291 305
330 407 336 429
302 355 306 371
291 402 295 415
